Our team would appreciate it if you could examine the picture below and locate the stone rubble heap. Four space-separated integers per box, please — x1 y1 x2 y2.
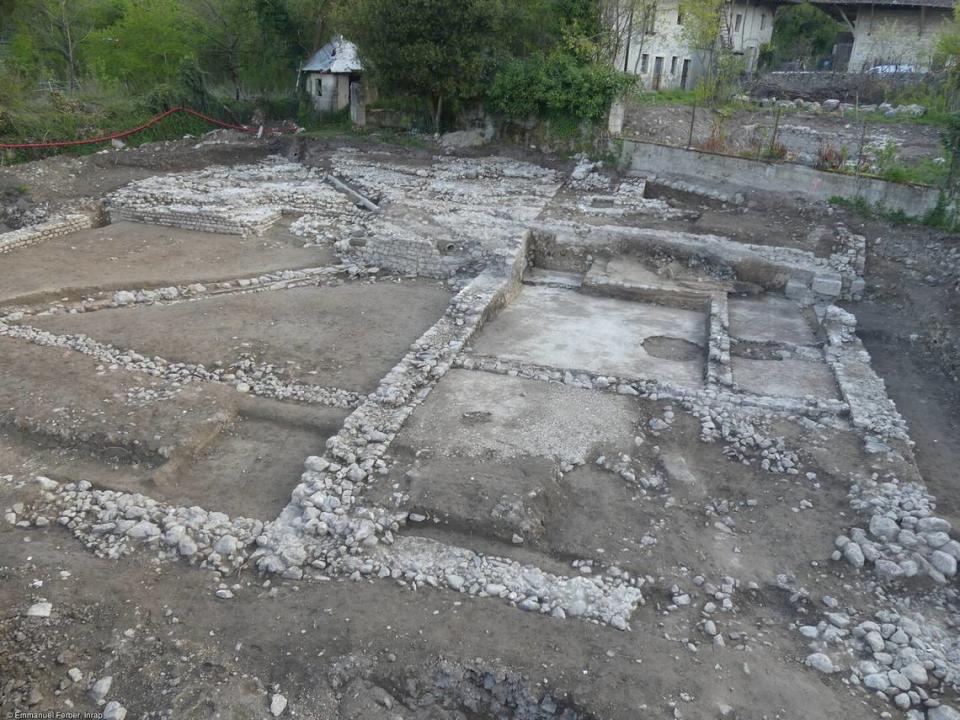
329 150 563 277
835 478 959 584
803 606 960 717
6 476 261 573
752 95 927 119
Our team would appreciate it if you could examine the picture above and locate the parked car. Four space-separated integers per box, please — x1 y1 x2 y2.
866 64 916 76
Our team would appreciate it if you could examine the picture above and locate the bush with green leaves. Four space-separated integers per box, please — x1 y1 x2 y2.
487 50 634 123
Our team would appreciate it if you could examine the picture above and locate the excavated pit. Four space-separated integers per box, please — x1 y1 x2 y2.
0 143 956 720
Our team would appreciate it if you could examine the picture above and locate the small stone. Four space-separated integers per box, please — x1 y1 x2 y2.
869 515 899 542
902 662 928 685
931 550 957 577
270 693 288 716
843 542 865 567
103 701 127 720
90 676 113 704
26 602 52 618
863 672 889 691
929 707 960 720
805 653 834 674
68 668 83 683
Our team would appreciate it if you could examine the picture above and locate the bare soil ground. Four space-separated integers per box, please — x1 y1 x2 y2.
1 134 959 720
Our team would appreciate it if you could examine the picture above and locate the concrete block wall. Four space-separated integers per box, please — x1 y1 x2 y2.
616 138 944 219
0 214 95 255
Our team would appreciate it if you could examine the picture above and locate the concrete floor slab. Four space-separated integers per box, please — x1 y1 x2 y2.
472 285 706 385
733 356 840 400
390 369 639 464
32 280 451 393
729 295 816 345
0 221 334 305
369 369 641 542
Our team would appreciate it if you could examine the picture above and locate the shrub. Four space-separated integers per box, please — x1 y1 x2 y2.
487 50 634 123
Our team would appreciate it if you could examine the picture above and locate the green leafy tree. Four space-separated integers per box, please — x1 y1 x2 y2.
339 0 501 133
11 0 111 87
284 0 338 58
768 2 842 69
677 0 740 102
87 0 197 91
184 0 256 101
937 6 960 105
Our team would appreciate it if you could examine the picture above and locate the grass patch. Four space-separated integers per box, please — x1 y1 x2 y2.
829 194 958 232
630 88 700 106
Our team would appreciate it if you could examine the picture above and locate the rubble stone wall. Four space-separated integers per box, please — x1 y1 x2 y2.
0 214 95 255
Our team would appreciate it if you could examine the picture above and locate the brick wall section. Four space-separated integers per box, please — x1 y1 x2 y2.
0 214 95 255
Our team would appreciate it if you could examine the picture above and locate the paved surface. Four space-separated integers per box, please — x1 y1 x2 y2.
472 285 707 386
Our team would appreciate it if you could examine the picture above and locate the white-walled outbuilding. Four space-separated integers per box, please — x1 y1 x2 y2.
300 36 362 113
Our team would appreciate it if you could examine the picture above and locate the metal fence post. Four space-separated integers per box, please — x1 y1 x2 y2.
687 103 697 149
855 121 868 199
768 107 782 160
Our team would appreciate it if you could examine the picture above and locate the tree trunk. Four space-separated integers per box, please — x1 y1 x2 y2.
433 96 443 135
62 0 77 89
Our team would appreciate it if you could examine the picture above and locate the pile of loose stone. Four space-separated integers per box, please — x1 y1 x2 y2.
751 95 927 118
7 476 260 573
804 605 960 717
835 477 959 584
823 306 912 448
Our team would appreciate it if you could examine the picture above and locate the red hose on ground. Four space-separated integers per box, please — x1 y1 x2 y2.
0 105 293 150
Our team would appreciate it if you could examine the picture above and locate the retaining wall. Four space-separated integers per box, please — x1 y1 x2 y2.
0 214 95 255
615 139 944 218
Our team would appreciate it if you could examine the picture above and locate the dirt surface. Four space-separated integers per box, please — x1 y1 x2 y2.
0 220 334 305
623 103 944 168
33 279 452 394
1 136 959 720
0 132 286 229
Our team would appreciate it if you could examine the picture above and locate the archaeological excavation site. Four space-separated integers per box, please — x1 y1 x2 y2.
1 130 959 720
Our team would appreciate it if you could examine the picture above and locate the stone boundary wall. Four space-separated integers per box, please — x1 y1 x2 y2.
0 214 94 255
110 205 281 236
748 71 940 104
535 223 861 303
822 306 911 451
363 232 450 278
615 139 945 219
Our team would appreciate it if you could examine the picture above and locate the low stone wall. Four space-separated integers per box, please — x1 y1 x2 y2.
748 71 942 104
0 214 95 255
110 205 281 236
362 222 459 278
616 139 944 219
534 222 862 303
